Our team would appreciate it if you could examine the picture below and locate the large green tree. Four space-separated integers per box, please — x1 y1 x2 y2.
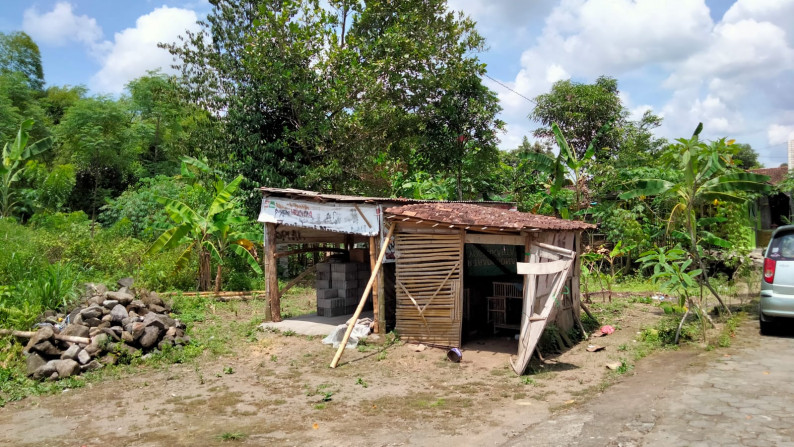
0 32 44 91
55 97 140 226
531 76 624 161
163 0 502 201
127 71 191 175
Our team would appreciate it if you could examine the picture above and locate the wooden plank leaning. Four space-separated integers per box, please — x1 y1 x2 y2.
0 329 90 345
330 224 395 368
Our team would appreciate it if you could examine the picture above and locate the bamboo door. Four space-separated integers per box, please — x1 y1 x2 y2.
394 231 463 347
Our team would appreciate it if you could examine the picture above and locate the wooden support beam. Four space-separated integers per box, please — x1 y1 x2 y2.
331 224 395 368
278 264 316 299
274 246 346 259
464 233 525 246
265 222 280 322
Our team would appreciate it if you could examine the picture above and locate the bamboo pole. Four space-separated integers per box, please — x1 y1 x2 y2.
0 329 90 344
369 235 380 334
330 224 395 368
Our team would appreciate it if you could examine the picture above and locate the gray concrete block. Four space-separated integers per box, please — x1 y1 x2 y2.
317 306 348 317
332 271 357 281
338 288 361 299
331 262 358 273
317 297 346 309
316 271 330 281
316 288 338 299
316 262 331 273
315 279 331 289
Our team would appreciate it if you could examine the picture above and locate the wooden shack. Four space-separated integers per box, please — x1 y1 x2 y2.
384 203 594 373
258 189 593 373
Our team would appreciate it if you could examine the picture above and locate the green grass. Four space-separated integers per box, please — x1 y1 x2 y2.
217 431 247 441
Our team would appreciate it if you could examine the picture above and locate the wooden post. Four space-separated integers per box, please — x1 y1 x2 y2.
369 235 380 333
265 222 281 322
330 224 395 368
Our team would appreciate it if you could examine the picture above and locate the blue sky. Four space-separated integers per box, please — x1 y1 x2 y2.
3 0 794 168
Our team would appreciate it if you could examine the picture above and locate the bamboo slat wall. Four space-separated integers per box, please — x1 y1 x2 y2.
394 230 463 347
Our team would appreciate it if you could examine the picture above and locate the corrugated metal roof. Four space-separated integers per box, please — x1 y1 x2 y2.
258 186 514 206
386 203 595 231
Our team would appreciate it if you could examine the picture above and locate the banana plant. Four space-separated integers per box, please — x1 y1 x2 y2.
1 119 50 218
147 157 262 292
620 123 771 314
521 122 610 219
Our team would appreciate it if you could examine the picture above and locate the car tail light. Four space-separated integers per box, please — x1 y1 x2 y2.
764 258 776 284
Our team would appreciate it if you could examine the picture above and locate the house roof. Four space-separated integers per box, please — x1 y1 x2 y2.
750 166 789 185
385 203 595 232
259 187 514 207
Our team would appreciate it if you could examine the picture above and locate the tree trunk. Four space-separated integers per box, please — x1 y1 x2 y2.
198 249 212 291
214 263 223 294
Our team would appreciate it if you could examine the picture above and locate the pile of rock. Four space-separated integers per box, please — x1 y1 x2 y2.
24 277 190 380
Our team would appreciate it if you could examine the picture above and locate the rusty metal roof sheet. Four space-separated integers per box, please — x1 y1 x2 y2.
258 186 514 206
386 203 595 231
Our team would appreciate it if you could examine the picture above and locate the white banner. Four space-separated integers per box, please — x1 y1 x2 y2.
258 196 380 236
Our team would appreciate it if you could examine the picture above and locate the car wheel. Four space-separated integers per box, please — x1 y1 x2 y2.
760 316 773 335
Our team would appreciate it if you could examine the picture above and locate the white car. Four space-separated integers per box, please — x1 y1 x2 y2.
760 225 794 334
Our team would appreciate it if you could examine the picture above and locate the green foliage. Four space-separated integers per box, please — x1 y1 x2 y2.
55 96 141 220
100 175 207 241
147 157 262 292
531 76 624 161
640 314 699 346
0 32 44 91
637 246 700 308
1 119 51 218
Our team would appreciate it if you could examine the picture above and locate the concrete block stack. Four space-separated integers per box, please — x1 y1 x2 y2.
316 261 372 317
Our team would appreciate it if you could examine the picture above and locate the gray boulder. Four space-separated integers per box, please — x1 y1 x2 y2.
54 359 80 378
24 326 54 353
102 299 119 309
61 323 90 339
77 349 92 365
139 326 161 349
25 353 47 376
106 291 134 305
32 360 58 380
60 344 81 360
117 277 134 289
30 340 63 357
84 317 102 328
80 305 103 320
80 359 103 372
110 304 128 323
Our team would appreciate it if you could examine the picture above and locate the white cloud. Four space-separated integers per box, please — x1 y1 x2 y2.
768 124 794 145
90 7 200 94
22 2 104 47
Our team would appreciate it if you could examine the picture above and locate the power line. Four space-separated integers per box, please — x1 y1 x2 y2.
484 73 535 104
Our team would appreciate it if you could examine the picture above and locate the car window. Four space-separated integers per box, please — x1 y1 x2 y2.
768 231 794 260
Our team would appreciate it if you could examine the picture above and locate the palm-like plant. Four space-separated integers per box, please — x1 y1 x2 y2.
522 122 610 218
147 157 261 292
620 124 771 313
1 119 50 218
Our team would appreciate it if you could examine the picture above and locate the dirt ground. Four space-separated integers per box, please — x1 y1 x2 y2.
0 297 712 447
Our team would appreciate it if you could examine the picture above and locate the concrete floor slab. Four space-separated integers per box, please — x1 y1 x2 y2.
259 311 374 336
